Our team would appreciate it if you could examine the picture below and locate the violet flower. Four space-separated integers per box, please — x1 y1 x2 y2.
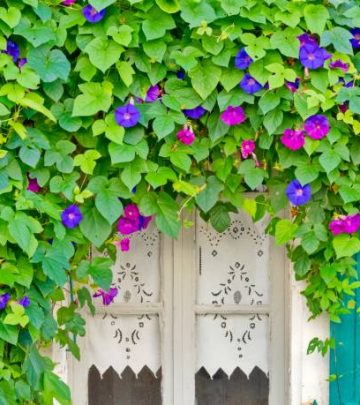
183 106 206 119
177 127 195 145
241 140 255 159
280 129 305 151
235 48 253 70
4 40 19 62
299 43 331 70
138 215 152 230
115 104 140 128
19 296 30 308
18 58 27 68
304 114 330 140
285 78 300 93
27 177 40 193
220 106 246 126
0 293 10 310
62 0 76 5
329 60 349 73
297 33 318 47
93 287 118 306
145 85 161 102
350 28 360 49
286 180 311 206
61 205 83 229
82 5 106 23
240 74 263 94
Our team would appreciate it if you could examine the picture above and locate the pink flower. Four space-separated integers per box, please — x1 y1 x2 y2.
177 127 195 145
93 287 118 306
280 129 305 151
27 177 40 193
124 204 140 220
241 140 255 159
220 106 246 126
120 238 130 251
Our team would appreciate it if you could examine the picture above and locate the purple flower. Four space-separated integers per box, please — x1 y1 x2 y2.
62 0 76 5
297 33 318 47
177 127 195 145
114 238 130 252
0 293 10 310
117 217 140 235
61 205 83 229
19 296 30 308
239 74 263 94
235 48 253 70
138 215 152 230
124 204 140 220
285 78 300 93
4 40 19 62
82 5 106 23
93 287 118 306
183 106 206 119
329 214 360 235
286 180 311 206
280 129 305 151
115 104 140 128
27 177 40 193
18 58 27 68
145 85 161 102
350 29 360 49
329 60 349 73
299 43 331 69
339 104 348 113
220 106 246 126
304 114 330 140
241 140 255 159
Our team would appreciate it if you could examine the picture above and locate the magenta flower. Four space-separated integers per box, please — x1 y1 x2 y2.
3 40 19 62
61 205 83 229
235 48 253 70
286 180 311 206
350 28 360 49
220 106 246 126
27 177 40 193
280 129 305 151
93 287 118 306
0 293 10 310
117 217 140 235
145 85 161 102
62 0 76 5
114 238 130 252
339 104 348 113
115 104 140 128
329 214 360 235
285 78 300 93
329 60 349 73
82 5 106 23
329 218 345 235
183 106 206 119
241 140 255 159
19 296 30 308
304 115 330 140
124 204 140 220
240 74 263 94
177 127 195 145
299 43 331 69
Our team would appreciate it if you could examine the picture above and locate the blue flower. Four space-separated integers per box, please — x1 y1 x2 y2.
115 104 140 128
82 5 106 23
183 106 206 119
286 180 311 206
239 74 263 94
19 296 30 308
4 40 19 62
61 205 83 229
0 293 10 310
299 43 331 69
350 28 360 49
235 48 253 70
176 70 185 79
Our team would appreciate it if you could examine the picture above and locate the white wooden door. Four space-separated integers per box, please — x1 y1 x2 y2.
68 211 287 404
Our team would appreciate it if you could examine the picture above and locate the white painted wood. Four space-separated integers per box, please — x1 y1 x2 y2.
92 303 163 315
195 304 270 315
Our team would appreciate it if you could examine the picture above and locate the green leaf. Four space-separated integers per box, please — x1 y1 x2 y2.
85 38 123 73
170 151 192 171
88 0 116 10
73 82 113 117
142 7 176 40
333 234 360 259
0 7 21 28
0 324 18 345
304 4 329 35
196 176 224 213
28 46 71 83
179 0 217 27
270 28 301 58
210 205 231 232
155 192 180 238
155 0 180 13
43 371 71 405
80 205 112 247
189 61 222 100
321 27 353 55
153 115 175 139
117 61 135 87
88 257 113 290
259 92 281 114
319 150 341 173
95 188 123 225
320 264 337 284
263 109 283 135
275 219 298 245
